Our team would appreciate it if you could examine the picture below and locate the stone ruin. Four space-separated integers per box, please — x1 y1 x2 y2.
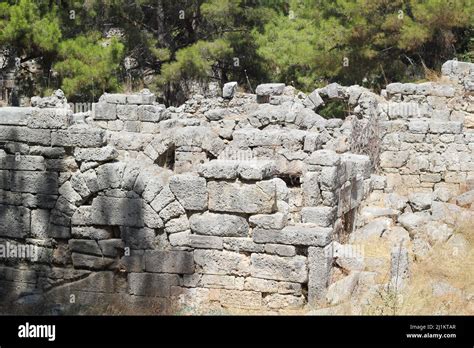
0 60 472 314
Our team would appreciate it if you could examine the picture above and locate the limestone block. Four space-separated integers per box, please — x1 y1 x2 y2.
169 174 208 211
208 180 276 214
250 254 307 283
189 212 249 237
144 250 194 274
253 224 332 247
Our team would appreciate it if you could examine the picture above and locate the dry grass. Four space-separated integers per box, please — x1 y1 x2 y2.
364 216 474 315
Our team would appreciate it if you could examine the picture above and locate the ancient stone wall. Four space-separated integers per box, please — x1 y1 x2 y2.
0 60 472 314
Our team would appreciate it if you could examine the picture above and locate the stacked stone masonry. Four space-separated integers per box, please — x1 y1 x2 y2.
0 60 472 314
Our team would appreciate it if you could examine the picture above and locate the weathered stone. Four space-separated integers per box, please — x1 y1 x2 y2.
52 126 106 147
72 226 112 240
189 211 249 237
0 154 45 171
90 196 144 227
256 83 285 96
326 272 359 305
0 107 33 125
223 82 238 99
198 160 238 180
194 249 250 276
71 253 115 270
264 244 296 257
237 160 276 180
308 246 332 304
301 206 337 227
0 126 51 145
28 108 70 129
11 171 58 194
429 121 462 134
208 180 276 214
398 212 429 234
222 237 264 253
144 250 194 274
68 239 102 256
301 172 321 206
93 102 117 120
408 192 433 211
307 149 340 166
128 273 179 297
96 162 125 191
73 146 118 162
0 204 30 238
250 254 307 283
120 226 156 249
249 212 286 230
169 174 208 211
159 201 185 222
254 224 332 246
164 214 189 234
150 186 175 213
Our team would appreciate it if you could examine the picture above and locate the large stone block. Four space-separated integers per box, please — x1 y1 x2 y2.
250 254 307 283
189 212 249 237
0 126 51 145
380 151 409 168
28 108 71 129
256 83 285 96
198 160 239 180
73 146 118 162
169 174 208 211
52 126 106 147
308 246 332 304
194 249 250 276
144 250 194 274
92 102 117 120
128 273 179 297
120 226 155 249
306 149 340 166
0 154 45 171
0 204 30 238
253 224 332 246
301 207 337 227
208 180 276 214
11 171 58 194
429 121 462 134
71 253 115 270
302 172 321 206
0 107 33 125
90 196 144 227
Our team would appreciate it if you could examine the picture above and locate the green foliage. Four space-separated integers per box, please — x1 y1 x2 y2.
0 0 472 102
54 33 125 100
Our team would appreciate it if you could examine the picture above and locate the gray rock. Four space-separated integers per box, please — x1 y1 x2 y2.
169 174 208 211
222 82 238 99
194 249 250 276
326 272 359 305
128 273 179 297
71 253 115 270
408 192 433 211
398 212 429 235
264 244 296 257
249 212 286 230
222 237 264 253
144 250 194 274
208 180 276 214
73 146 118 162
250 253 307 283
198 160 239 180
301 206 337 227
189 211 249 237
256 83 285 96
68 239 102 256
0 204 30 238
253 224 332 247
